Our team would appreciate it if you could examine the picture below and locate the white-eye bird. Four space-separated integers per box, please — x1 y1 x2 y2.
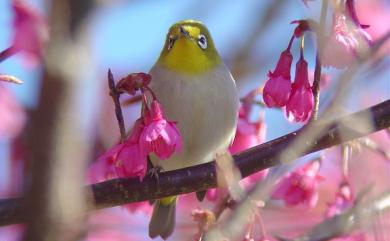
148 20 239 239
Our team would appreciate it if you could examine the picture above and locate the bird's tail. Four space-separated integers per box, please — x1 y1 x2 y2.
149 196 177 240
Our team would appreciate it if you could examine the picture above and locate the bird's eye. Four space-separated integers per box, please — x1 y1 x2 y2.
197 34 207 49
168 35 175 50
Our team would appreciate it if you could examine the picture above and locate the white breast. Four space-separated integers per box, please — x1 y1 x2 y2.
148 65 239 171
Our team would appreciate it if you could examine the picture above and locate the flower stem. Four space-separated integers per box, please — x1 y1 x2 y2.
0 46 17 63
286 35 295 51
310 0 328 122
121 94 142 107
255 210 268 240
300 35 305 59
108 69 126 142
143 85 157 100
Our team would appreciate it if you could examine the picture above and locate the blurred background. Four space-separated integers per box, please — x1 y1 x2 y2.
0 0 389 240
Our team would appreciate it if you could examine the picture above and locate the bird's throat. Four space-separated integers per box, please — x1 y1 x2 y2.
157 38 221 75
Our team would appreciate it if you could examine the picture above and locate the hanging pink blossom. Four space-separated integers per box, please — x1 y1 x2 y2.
89 119 148 182
263 49 293 108
139 100 183 159
286 56 314 122
88 146 120 183
272 160 324 208
322 9 371 69
114 142 148 180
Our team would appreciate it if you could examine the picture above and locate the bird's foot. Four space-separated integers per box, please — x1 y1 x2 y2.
148 165 165 182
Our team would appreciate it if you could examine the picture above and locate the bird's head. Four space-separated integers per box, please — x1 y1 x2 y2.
157 20 222 75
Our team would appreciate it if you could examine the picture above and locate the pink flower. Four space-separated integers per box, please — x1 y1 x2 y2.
139 100 183 159
90 141 148 182
12 0 49 61
88 148 118 183
263 49 293 108
89 119 148 182
0 85 26 139
272 160 324 208
322 14 358 69
326 182 354 218
114 142 147 180
286 56 314 122
356 0 389 56
322 9 371 69
345 0 370 30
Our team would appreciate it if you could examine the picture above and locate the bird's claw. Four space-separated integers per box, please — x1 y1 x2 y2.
148 165 164 183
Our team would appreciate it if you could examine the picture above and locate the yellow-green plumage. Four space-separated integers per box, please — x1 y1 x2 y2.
148 20 239 239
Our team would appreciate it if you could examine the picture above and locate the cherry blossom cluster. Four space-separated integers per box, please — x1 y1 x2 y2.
322 0 371 68
89 73 183 182
262 34 314 123
262 0 371 123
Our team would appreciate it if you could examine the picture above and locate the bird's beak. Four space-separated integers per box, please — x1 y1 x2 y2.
179 26 191 39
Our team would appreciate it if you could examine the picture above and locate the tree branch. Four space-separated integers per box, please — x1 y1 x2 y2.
1 99 390 227
310 0 328 121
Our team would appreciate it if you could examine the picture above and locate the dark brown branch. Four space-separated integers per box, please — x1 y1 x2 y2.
1 99 390 227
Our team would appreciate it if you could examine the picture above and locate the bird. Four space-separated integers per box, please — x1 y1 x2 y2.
147 19 239 239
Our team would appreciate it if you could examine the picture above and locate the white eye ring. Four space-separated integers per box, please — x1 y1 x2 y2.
197 34 207 49
168 35 175 50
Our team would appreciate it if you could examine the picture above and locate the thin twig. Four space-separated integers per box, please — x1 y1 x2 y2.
107 69 126 142
0 99 390 227
0 46 17 63
0 75 24 84
310 0 328 121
